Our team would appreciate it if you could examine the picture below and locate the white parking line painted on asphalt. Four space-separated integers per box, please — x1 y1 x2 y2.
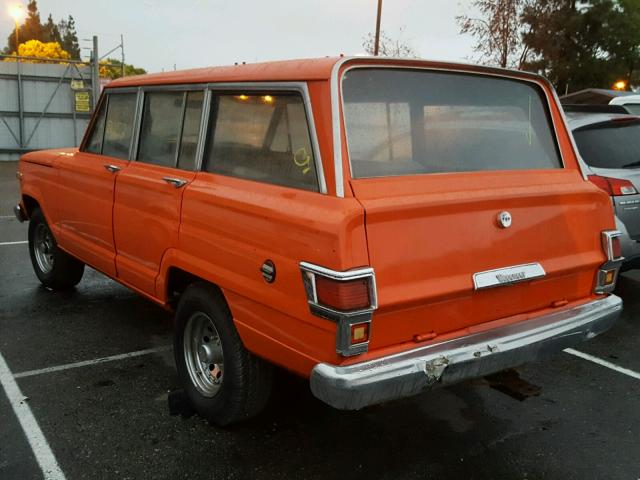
0 351 66 480
0 240 27 246
565 348 640 380
13 345 173 379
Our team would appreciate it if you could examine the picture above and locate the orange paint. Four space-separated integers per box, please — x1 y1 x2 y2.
17 57 616 379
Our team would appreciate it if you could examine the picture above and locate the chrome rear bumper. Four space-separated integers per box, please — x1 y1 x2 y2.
310 295 622 410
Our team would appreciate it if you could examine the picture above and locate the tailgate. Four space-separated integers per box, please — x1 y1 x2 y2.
351 170 613 349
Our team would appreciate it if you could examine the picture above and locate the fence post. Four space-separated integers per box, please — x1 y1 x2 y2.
91 35 100 110
16 58 24 148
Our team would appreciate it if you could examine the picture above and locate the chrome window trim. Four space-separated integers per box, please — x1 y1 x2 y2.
106 82 326 192
330 57 569 187
128 87 144 161
194 88 211 172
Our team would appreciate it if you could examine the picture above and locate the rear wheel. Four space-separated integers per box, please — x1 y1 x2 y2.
28 208 84 290
173 282 273 425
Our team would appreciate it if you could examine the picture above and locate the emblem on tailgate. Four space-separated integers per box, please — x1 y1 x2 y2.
473 263 546 290
497 211 512 228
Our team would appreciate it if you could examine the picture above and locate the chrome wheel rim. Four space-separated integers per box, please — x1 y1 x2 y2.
34 223 55 274
183 312 224 397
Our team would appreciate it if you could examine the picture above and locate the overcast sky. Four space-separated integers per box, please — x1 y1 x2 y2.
1 0 477 73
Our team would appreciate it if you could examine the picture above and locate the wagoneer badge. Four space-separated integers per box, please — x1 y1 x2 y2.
497 211 512 228
473 263 546 290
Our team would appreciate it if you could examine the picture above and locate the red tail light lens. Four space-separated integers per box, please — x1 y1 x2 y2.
588 175 638 196
315 276 370 311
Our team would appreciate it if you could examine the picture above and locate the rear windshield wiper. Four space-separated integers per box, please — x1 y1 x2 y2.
622 161 640 169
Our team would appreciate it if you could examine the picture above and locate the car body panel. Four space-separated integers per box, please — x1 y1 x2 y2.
16 57 620 384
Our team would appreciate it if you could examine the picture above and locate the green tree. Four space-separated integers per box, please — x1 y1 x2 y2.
521 0 640 92
457 0 533 68
58 15 80 60
43 14 61 44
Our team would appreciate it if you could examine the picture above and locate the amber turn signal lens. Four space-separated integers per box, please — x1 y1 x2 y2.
315 276 370 311
350 322 370 344
603 270 616 285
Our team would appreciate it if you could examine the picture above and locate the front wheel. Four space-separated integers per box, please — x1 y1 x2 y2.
28 208 84 290
173 282 273 425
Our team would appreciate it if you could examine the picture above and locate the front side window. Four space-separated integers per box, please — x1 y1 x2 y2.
203 93 319 192
102 92 137 160
342 69 562 178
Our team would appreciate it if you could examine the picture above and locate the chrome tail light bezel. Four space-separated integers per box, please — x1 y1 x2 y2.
300 262 378 357
595 230 624 294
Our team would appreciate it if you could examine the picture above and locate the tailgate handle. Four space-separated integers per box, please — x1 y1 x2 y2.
163 177 188 188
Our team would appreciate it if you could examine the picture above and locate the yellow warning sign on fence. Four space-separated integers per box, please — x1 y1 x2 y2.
74 91 91 112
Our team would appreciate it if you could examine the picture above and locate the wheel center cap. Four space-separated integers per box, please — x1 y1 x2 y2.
198 344 214 363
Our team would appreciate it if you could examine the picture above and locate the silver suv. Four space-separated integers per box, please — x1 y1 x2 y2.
566 107 640 269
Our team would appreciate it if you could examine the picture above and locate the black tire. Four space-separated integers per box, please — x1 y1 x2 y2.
173 282 273 425
28 208 84 290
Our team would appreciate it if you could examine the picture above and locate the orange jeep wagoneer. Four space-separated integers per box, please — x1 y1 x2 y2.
15 57 623 425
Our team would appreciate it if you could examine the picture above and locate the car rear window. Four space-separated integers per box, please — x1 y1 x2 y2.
573 120 640 169
342 68 562 178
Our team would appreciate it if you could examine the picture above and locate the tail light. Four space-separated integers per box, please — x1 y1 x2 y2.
595 230 623 294
588 175 638 196
300 262 377 356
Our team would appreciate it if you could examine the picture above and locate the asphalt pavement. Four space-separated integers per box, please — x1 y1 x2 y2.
1 161 639 480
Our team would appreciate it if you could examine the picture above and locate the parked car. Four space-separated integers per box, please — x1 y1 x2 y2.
564 107 640 270
15 57 623 425
610 94 640 115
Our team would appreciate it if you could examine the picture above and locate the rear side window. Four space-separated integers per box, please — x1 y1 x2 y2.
85 98 106 154
137 90 204 170
203 93 319 192
342 69 562 178
102 93 137 159
573 121 640 169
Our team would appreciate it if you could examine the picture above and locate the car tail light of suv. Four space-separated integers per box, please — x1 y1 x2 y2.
300 262 377 356
595 230 624 294
588 175 638 196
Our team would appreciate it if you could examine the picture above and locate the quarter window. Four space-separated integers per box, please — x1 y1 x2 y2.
204 93 319 192
102 92 137 160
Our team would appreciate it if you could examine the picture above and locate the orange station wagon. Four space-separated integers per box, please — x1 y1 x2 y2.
15 57 624 425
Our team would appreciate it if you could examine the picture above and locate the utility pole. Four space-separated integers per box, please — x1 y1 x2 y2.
91 36 100 109
120 34 125 78
374 0 383 56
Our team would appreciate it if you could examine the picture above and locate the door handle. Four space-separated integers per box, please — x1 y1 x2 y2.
163 177 188 188
104 164 121 173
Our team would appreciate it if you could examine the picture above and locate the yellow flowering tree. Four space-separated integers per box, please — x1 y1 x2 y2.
4 40 71 63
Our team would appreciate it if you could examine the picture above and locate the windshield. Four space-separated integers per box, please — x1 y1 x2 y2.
342 68 562 178
573 121 640 169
